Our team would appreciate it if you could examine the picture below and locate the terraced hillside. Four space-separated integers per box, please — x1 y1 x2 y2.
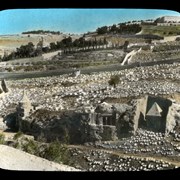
141 25 180 36
130 41 180 64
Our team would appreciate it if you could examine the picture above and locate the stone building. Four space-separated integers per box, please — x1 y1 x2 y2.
80 112 118 142
80 102 134 142
155 16 180 23
155 16 180 26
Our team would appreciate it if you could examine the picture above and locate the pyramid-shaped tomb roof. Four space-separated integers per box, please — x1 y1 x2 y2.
146 102 162 117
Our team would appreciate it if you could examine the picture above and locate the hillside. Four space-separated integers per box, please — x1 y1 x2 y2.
1 16 180 66
0 33 80 57
141 25 180 36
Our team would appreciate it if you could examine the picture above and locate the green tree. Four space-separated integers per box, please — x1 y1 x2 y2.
78 37 85 50
97 26 108 34
103 37 108 48
50 42 57 51
110 24 118 33
36 37 43 56
62 36 73 53
123 40 129 51
94 37 98 49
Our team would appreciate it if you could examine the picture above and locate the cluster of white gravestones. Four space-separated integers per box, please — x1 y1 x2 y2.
97 128 179 157
70 147 175 171
0 62 179 116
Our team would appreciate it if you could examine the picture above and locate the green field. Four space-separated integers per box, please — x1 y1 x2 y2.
142 25 180 36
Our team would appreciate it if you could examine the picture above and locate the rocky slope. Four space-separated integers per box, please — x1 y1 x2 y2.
0 144 80 171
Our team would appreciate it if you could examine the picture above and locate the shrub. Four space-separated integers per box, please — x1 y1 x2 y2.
0 133 5 144
22 139 39 155
41 140 69 164
13 131 24 140
61 81 77 87
48 66 57 71
24 66 33 71
13 141 21 148
12 136 73 165
5 67 13 72
14 66 23 71
108 75 120 88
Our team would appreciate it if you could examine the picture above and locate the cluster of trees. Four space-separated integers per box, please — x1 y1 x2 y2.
22 30 61 35
2 41 43 61
96 24 142 35
1 36 108 61
49 36 108 53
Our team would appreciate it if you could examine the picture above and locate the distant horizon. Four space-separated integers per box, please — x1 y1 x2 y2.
0 9 179 35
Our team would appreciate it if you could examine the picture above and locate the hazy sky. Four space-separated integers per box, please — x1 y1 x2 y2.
0 9 179 35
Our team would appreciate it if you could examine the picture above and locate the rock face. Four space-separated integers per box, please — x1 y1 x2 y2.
17 104 135 143
0 117 7 130
135 95 180 135
0 87 3 94
0 145 79 171
166 101 180 134
18 109 82 143
16 96 180 143
80 102 136 142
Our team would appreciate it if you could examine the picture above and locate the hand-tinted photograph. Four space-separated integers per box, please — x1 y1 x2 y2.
0 9 180 171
